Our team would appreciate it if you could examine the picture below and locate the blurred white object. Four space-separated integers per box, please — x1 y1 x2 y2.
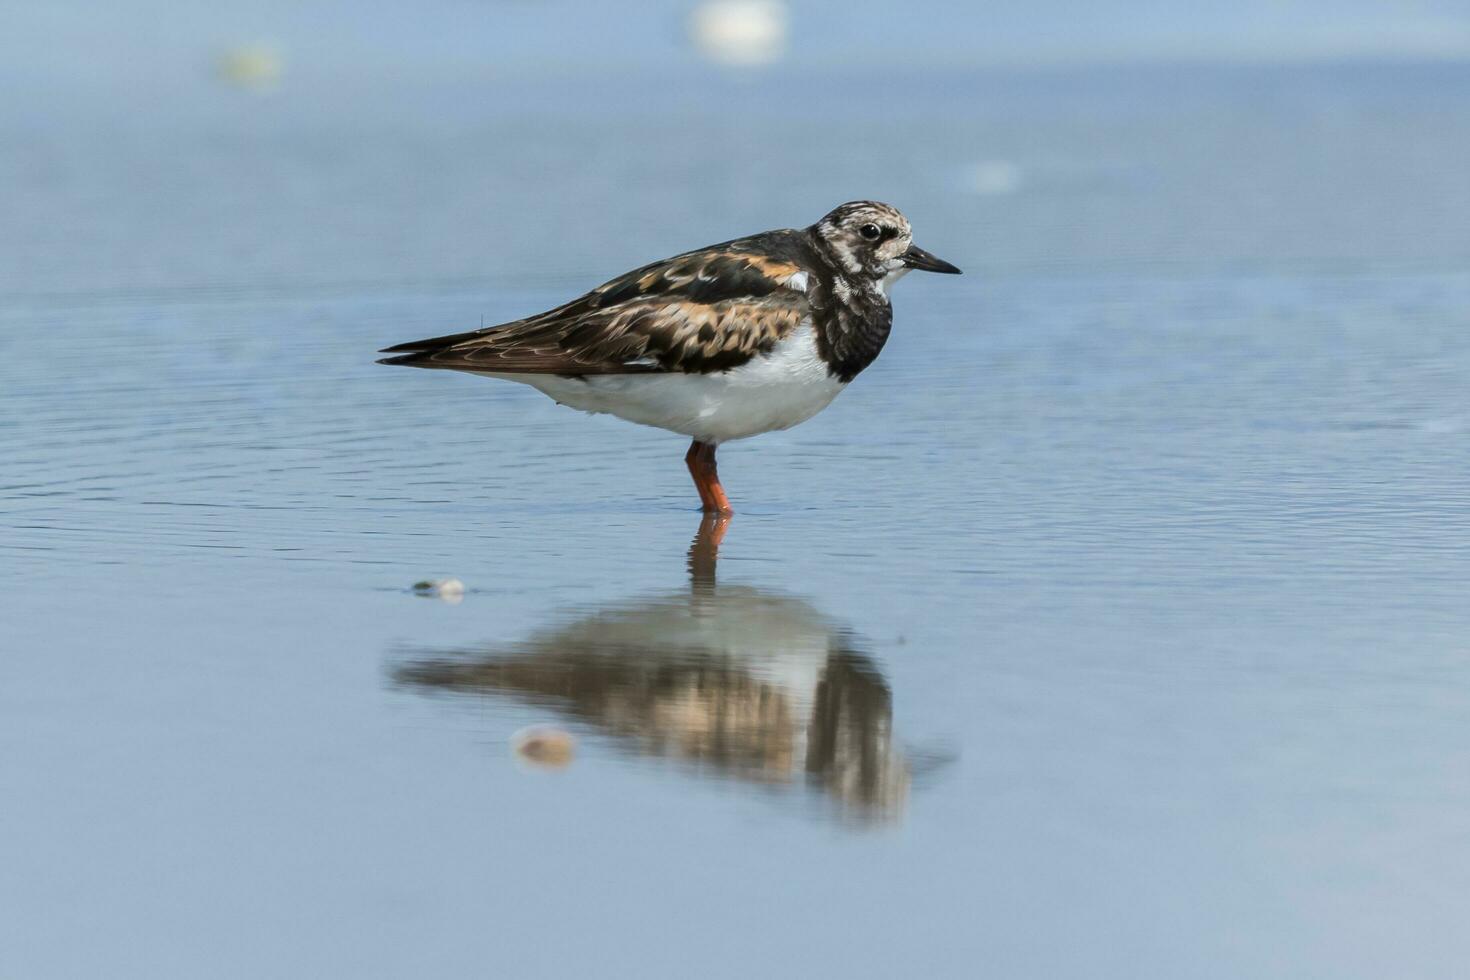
969 160 1023 196
216 43 283 92
689 0 788 67
411 577 465 604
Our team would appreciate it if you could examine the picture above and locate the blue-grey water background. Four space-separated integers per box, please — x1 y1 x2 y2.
4 4 1470 976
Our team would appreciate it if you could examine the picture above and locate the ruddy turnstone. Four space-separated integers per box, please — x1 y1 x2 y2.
379 200 960 513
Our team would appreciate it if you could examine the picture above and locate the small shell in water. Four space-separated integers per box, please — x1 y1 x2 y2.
411 578 465 604
512 726 575 770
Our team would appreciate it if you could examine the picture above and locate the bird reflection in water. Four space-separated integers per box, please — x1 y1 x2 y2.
392 516 911 822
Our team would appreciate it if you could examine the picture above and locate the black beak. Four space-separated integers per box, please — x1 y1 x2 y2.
901 243 962 275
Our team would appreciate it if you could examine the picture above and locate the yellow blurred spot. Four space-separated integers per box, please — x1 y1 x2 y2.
216 43 283 92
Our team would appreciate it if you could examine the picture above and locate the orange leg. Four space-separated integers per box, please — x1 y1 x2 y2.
686 510 731 590
684 441 714 510
684 440 733 515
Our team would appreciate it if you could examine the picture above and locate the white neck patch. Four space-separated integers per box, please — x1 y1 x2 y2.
877 266 909 298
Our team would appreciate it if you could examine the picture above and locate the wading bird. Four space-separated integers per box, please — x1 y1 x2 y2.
379 201 960 513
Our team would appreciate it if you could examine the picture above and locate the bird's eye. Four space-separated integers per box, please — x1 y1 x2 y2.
859 223 882 241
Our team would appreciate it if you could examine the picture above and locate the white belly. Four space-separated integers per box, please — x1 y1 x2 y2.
484 323 846 444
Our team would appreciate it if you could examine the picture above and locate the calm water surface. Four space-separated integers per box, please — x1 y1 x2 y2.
3 63 1470 978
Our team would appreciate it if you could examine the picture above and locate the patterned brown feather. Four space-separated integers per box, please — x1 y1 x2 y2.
379 233 813 377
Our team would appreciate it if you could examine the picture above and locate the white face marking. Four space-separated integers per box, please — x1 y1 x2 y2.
877 265 909 298
819 219 865 275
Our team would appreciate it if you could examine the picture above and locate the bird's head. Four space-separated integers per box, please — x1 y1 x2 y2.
811 201 961 290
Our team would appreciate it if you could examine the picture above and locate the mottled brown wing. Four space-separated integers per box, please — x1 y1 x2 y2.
379 234 812 376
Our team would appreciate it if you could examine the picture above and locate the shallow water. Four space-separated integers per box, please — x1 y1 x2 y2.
4 62 1470 978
